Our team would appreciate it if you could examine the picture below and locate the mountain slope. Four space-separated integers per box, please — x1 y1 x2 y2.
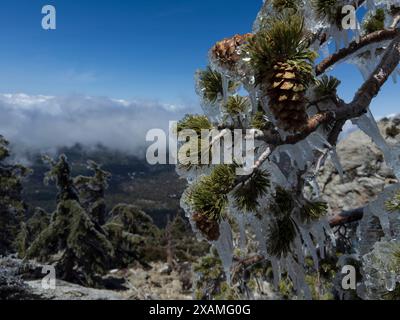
319 116 400 214
21 144 186 227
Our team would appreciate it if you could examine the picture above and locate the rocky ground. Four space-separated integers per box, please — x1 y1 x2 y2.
115 262 193 300
319 115 400 214
24 262 193 300
25 280 124 300
0 257 193 300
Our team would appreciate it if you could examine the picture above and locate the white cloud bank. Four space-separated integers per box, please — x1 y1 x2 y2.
2 93 396 159
0 93 197 158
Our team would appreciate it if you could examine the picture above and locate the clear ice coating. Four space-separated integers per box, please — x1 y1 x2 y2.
307 176 321 199
347 41 391 81
329 148 344 181
271 131 331 176
230 204 248 251
194 69 222 124
352 108 400 180
177 0 400 300
358 184 400 256
360 240 400 300
213 220 234 284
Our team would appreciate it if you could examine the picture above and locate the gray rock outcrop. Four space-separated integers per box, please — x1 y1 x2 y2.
319 116 400 214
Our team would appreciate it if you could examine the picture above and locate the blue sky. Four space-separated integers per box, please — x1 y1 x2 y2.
0 0 398 117
0 0 261 104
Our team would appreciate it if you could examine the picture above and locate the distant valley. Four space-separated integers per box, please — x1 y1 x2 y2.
20 144 186 227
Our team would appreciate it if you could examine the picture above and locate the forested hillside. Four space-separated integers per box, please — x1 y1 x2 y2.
20 144 185 227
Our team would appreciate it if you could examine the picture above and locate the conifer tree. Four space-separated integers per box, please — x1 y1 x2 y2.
74 160 111 225
0 135 30 256
25 155 114 286
16 208 50 258
103 204 161 268
161 214 210 266
178 0 400 300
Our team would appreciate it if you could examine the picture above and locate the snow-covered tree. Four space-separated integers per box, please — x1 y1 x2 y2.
177 0 400 299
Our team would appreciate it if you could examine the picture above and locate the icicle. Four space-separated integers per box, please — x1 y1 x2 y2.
343 30 349 48
311 222 327 260
353 20 361 44
300 138 315 162
221 74 229 104
267 161 290 189
358 184 400 257
352 108 387 156
355 61 371 80
293 235 305 266
271 150 280 164
365 189 394 239
320 42 330 58
245 84 258 114
392 70 398 84
284 255 312 300
329 148 344 181
297 223 319 271
269 257 280 289
330 26 342 52
385 273 397 292
307 176 321 199
352 108 400 180
284 256 298 292
285 145 307 170
321 218 336 247
248 214 268 256
213 220 234 284
307 132 331 152
365 0 377 11
360 240 400 299
233 211 247 251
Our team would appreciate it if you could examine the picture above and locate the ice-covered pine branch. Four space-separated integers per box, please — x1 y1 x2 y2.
177 0 400 300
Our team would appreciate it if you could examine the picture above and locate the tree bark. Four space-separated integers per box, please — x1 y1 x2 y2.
329 207 364 227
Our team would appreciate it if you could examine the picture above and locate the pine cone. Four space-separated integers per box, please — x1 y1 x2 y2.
192 212 220 241
211 33 253 70
266 62 308 132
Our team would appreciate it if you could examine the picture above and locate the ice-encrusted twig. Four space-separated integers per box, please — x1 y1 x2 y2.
316 29 399 76
252 147 272 170
337 34 400 120
329 207 365 227
231 206 367 271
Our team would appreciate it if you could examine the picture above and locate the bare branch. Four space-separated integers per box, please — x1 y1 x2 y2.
391 14 400 29
284 112 335 144
234 254 265 268
329 207 364 227
259 112 335 146
253 147 272 170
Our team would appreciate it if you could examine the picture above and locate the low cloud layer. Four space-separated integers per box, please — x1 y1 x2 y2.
2 93 395 161
0 93 197 158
